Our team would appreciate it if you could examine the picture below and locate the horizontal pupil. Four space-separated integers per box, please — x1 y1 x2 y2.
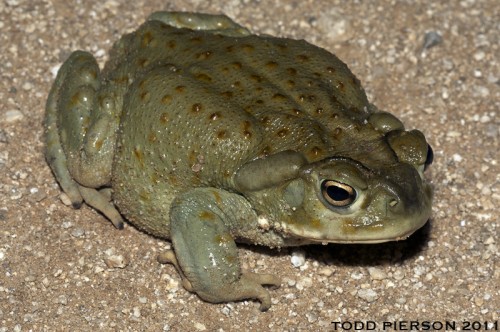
327 185 350 201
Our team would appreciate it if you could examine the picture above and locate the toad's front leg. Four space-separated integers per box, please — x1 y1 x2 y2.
159 188 280 311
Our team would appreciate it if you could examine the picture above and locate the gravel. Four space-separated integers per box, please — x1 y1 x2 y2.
0 0 498 330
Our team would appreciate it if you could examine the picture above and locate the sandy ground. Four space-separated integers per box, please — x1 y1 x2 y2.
1 0 498 331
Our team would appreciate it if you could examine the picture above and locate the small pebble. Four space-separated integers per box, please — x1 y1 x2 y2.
71 228 85 238
306 312 318 323
393 269 406 280
452 153 463 162
221 306 231 316
194 322 206 331
473 51 485 61
22 82 33 91
4 110 24 122
367 267 388 280
484 237 495 245
94 266 105 274
164 278 179 291
57 295 68 305
104 254 128 269
480 115 491 123
474 296 484 307
290 249 306 267
422 31 442 50
61 220 73 229
357 288 379 302
295 276 313 291
473 85 490 98
318 267 335 277
0 130 8 143
6 0 20 7
95 49 106 58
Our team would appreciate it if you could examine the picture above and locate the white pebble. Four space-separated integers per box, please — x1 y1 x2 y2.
194 322 206 331
480 115 491 123
473 86 490 98
57 295 68 305
295 277 313 290
4 110 24 122
6 0 20 6
393 269 406 280
104 254 128 269
487 73 498 84
62 221 73 229
318 267 335 277
473 51 485 61
290 249 306 267
441 88 449 99
22 82 33 91
367 267 388 280
452 154 463 162
357 288 378 302
95 49 106 58
94 266 104 274
484 237 495 245
71 228 85 238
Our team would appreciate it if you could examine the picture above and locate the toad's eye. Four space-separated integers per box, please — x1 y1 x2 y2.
424 144 434 171
321 180 356 207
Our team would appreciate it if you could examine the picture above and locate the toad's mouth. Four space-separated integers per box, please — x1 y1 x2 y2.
307 221 428 244
282 204 431 245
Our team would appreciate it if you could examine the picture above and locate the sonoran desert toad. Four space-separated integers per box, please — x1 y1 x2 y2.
45 11 434 310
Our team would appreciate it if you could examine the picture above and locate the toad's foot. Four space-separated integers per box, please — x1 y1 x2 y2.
79 187 124 229
158 249 280 311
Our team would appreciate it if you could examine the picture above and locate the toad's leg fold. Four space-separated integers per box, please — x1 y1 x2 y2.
45 51 122 228
164 188 280 311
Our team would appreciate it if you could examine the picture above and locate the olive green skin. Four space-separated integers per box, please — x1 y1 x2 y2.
45 12 433 310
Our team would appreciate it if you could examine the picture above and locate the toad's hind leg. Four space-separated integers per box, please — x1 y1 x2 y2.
45 50 123 228
148 11 251 36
